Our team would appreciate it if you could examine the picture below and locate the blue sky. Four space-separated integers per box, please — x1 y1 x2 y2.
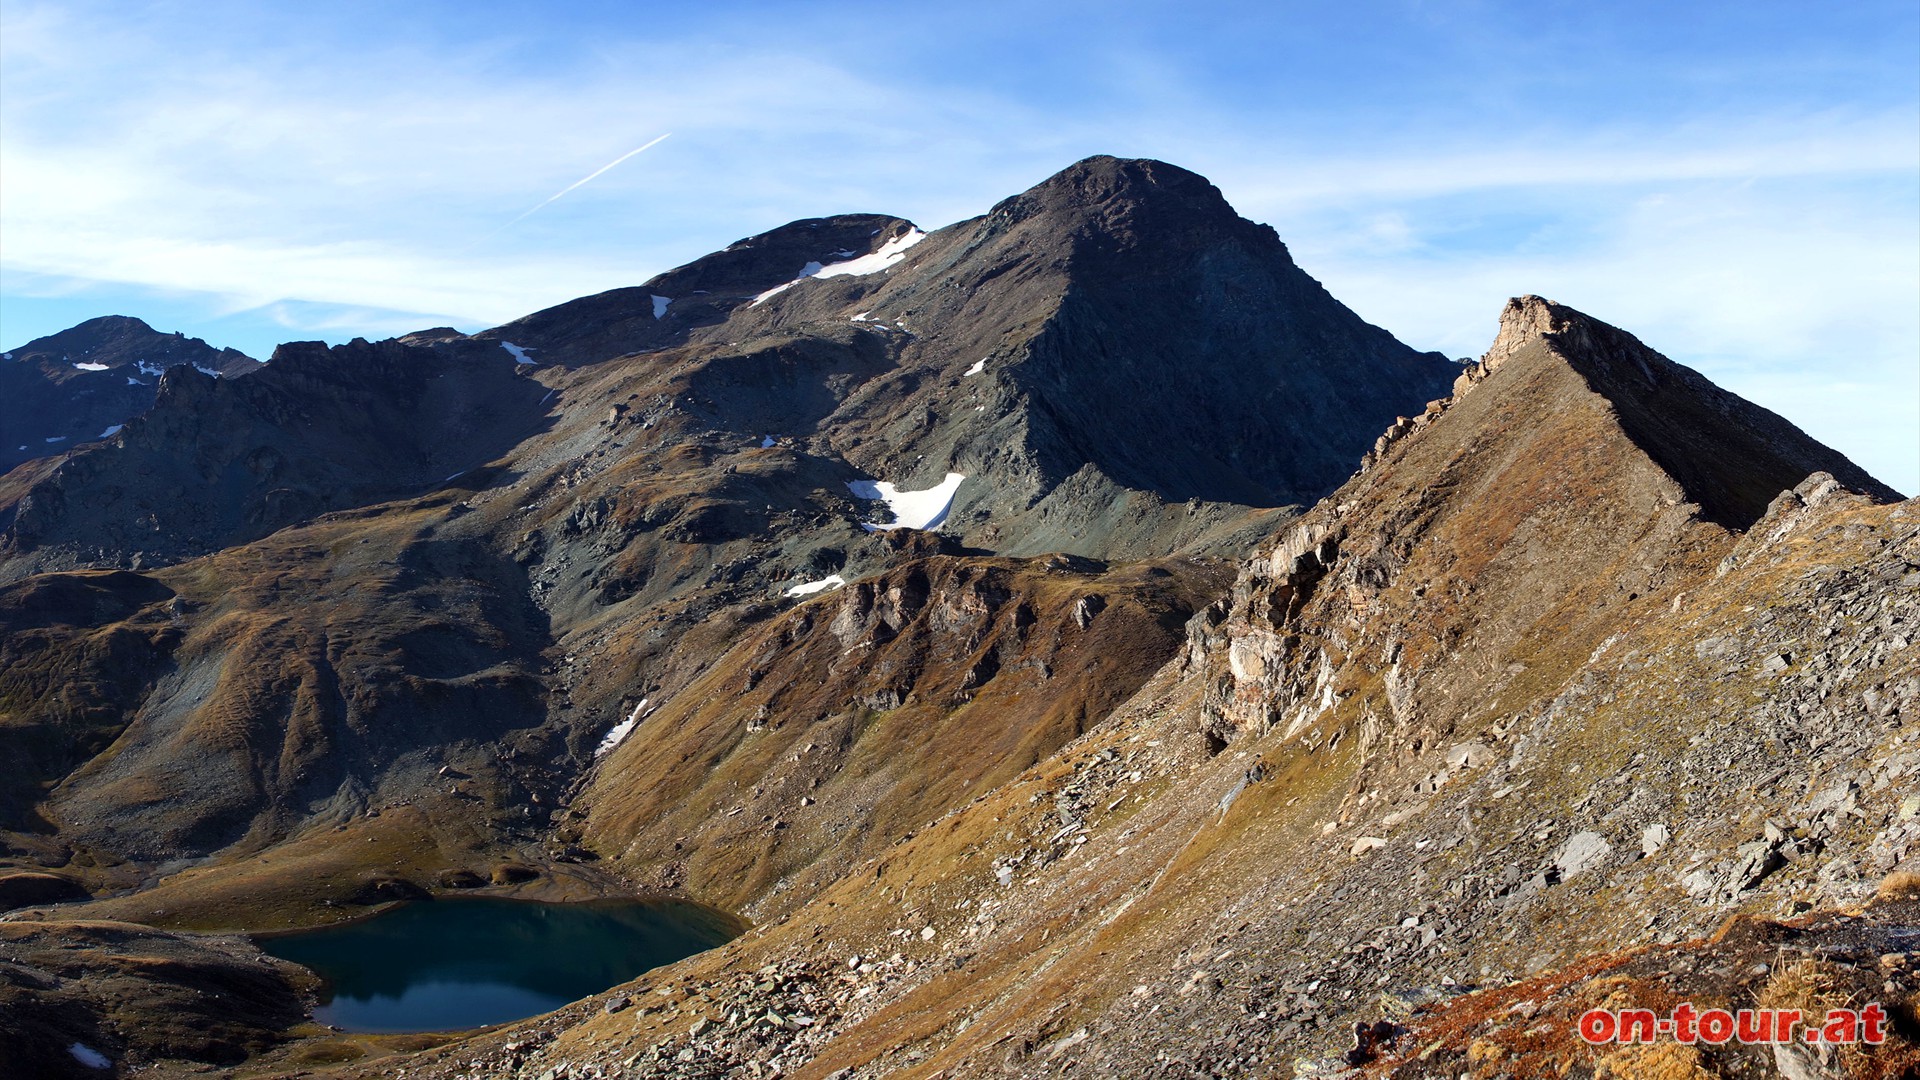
3 0 1915 491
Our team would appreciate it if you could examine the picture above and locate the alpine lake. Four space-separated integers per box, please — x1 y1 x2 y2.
256 896 742 1033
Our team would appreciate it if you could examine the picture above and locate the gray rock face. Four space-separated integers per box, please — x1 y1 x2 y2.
1727 839 1785 895
1445 741 1494 770
1552 831 1612 880
1640 822 1670 857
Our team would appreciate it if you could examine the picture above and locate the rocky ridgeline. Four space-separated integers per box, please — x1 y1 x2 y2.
0 316 260 476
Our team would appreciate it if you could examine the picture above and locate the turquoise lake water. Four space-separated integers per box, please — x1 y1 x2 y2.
257 896 740 1033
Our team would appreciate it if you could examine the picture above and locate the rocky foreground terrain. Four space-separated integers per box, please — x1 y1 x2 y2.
0 158 1913 1078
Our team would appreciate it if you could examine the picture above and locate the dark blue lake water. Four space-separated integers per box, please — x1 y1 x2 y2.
257 896 740 1033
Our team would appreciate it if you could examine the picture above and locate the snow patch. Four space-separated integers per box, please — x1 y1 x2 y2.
815 228 926 280
846 472 966 531
963 358 986 376
760 435 776 448
784 573 846 598
97 425 123 439
127 376 145 386
500 342 536 364
595 699 649 758
751 262 822 306
45 436 66 443
751 229 927 306
72 362 109 372
69 1043 110 1069
193 363 221 377
651 295 671 319
2 352 11 360
851 312 870 322
136 361 163 377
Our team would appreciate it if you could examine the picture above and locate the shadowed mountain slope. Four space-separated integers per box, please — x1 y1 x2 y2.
0 336 555 579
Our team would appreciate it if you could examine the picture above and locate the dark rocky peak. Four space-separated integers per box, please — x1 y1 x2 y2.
1459 295 1902 525
984 156 1283 258
260 336 437 390
703 155 1458 554
398 326 468 346
6 314 258 381
940 159 1453 510
478 214 914 366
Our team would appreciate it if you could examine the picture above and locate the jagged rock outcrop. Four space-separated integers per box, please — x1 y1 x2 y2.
1450 296 1900 523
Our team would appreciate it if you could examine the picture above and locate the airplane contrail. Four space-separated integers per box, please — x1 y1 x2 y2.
497 133 673 231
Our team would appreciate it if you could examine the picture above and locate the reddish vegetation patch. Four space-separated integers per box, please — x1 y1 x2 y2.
1371 900 1920 1078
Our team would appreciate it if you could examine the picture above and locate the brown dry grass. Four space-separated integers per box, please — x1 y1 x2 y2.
579 554 1228 916
1753 957 1920 1080
1591 1042 1712 1080
1874 870 1920 903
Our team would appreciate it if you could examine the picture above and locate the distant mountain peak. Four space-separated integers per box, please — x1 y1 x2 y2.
987 156 1270 253
7 314 255 367
68 314 160 336
0 316 262 474
1021 155 1216 206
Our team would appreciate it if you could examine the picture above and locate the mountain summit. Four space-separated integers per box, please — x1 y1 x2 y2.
1463 295 1901 523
